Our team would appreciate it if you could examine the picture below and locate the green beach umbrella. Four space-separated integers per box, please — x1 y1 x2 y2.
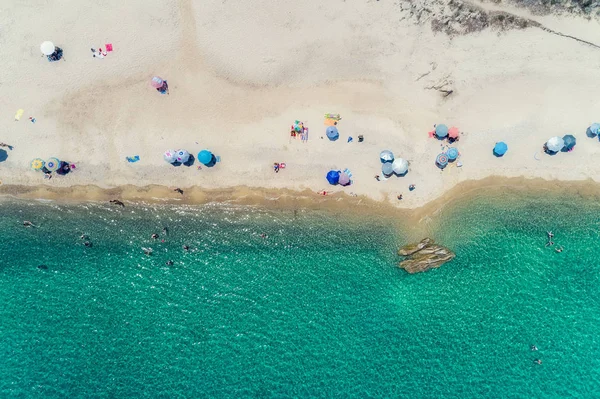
46 157 61 172
31 158 45 171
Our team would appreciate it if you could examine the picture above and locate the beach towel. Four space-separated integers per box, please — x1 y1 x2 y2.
347 136 353 143
14 109 24 121
324 118 337 127
126 155 140 163
215 156 221 163
105 43 113 52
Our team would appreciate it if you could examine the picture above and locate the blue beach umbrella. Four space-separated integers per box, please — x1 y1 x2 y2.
326 170 340 185
379 150 394 163
382 162 394 176
493 142 508 157
198 150 213 165
587 123 600 138
447 147 459 161
435 124 449 138
562 135 576 151
326 126 339 141
436 153 448 169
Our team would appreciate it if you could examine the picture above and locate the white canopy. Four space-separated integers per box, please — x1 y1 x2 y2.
546 136 565 152
40 41 55 55
176 149 190 163
164 150 177 163
392 158 409 175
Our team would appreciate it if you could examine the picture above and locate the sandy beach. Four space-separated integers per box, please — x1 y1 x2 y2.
1 0 600 208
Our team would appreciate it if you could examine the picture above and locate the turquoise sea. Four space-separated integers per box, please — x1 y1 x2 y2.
1 191 599 398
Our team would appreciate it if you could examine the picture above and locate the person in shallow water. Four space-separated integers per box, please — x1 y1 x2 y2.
555 246 563 253
182 245 189 251
166 260 174 266
23 220 35 227
531 345 538 351
534 359 542 365
162 227 169 235
84 241 92 247
151 233 159 239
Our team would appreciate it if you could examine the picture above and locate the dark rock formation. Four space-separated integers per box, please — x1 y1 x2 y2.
398 238 455 273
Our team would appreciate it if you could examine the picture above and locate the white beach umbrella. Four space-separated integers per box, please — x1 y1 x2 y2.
40 41 55 55
380 150 394 163
176 149 190 163
546 136 565 152
164 150 177 163
392 158 409 175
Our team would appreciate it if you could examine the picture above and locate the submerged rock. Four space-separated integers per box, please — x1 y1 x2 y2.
398 238 455 274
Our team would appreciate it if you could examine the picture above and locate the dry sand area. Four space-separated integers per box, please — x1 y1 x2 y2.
1 0 600 207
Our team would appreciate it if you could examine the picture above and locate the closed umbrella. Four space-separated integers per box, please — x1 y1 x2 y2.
546 136 565 153
31 158 45 171
176 149 190 163
198 150 213 165
587 123 600 138
164 150 177 163
40 41 55 56
151 76 164 89
493 142 508 157
382 162 394 176
562 135 576 151
448 126 459 139
392 158 408 175
46 157 61 172
435 124 449 138
380 150 394 163
338 172 350 186
436 153 448 168
326 126 339 141
447 147 459 161
326 170 340 185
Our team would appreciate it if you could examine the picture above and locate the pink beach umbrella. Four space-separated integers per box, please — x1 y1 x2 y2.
151 76 164 89
338 172 351 186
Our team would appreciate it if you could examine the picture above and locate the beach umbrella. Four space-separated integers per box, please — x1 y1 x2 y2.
392 158 409 175
326 170 340 185
546 136 565 153
382 162 394 176
587 123 600 138
45 157 61 172
163 150 177 163
198 150 213 165
30 158 45 171
380 150 394 163
493 142 508 157
40 41 55 56
448 126 459 139
151 76 164 89
562 135 576 151
326 126 339 141
176 149 190 163
435 124 449 138
446 147 459 161
436 153 448 168
338 172 351 186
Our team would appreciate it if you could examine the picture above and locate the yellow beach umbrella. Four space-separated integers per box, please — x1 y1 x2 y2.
31 158 45 171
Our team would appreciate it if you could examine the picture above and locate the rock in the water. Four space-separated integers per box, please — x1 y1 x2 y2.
398 238 434 256
397 238 455 273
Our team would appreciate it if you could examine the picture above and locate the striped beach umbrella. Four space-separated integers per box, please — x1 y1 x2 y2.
447 147 459 161
31 158 45 171
45 157 61 172
164 150 177 163
435 124 449 138
436 153 448 168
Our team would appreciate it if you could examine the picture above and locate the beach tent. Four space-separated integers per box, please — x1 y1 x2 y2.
436 153 448 169
562 135 576 151
198 150 213 165
164 150 177 163
382 162 394 176
46 157 61 172
447 147 459 161
546 137 565 153
176 149 190 163
392 158 409 175
493 142 508 157
338 172 351 186
448 126 459 140
326 126 339 141
40 41 55 56
151 76 164 89
326 170 340 185
31 158 45 171
380 150 394 163
587 123 600 138
435 124 449 138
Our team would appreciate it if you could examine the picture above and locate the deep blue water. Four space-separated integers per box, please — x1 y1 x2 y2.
0 195 598 398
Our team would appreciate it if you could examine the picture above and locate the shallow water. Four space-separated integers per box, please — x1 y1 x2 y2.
0 195 598 397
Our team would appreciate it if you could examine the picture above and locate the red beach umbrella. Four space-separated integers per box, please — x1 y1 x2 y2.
448 126 459 139
151 76 164 89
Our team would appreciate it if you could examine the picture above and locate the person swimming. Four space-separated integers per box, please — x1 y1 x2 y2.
80 234 89 240
531 345 538 351
534 359 542 365
23 221 35 227
547 231 554 238
545 241 554 247
84 241 92 247
142 247 153 255
555 246 563 253
151 233 159 239
166 260 174 266
182 245 189 251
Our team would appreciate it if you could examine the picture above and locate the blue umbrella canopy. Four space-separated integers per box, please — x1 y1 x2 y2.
326 126 339 141
379 150 394 163
436 153 448 168
447 147 459 160
493 142 508 157
382 162 394 176
435 124 449 138
198 150 213 165
326 170 340 185
588 123 600 137
562 135 576 151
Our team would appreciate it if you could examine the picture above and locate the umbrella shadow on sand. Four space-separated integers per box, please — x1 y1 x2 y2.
172 155 195 167
0 149 8 162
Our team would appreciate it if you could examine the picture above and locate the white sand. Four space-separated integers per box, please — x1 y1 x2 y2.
1 0 600 208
